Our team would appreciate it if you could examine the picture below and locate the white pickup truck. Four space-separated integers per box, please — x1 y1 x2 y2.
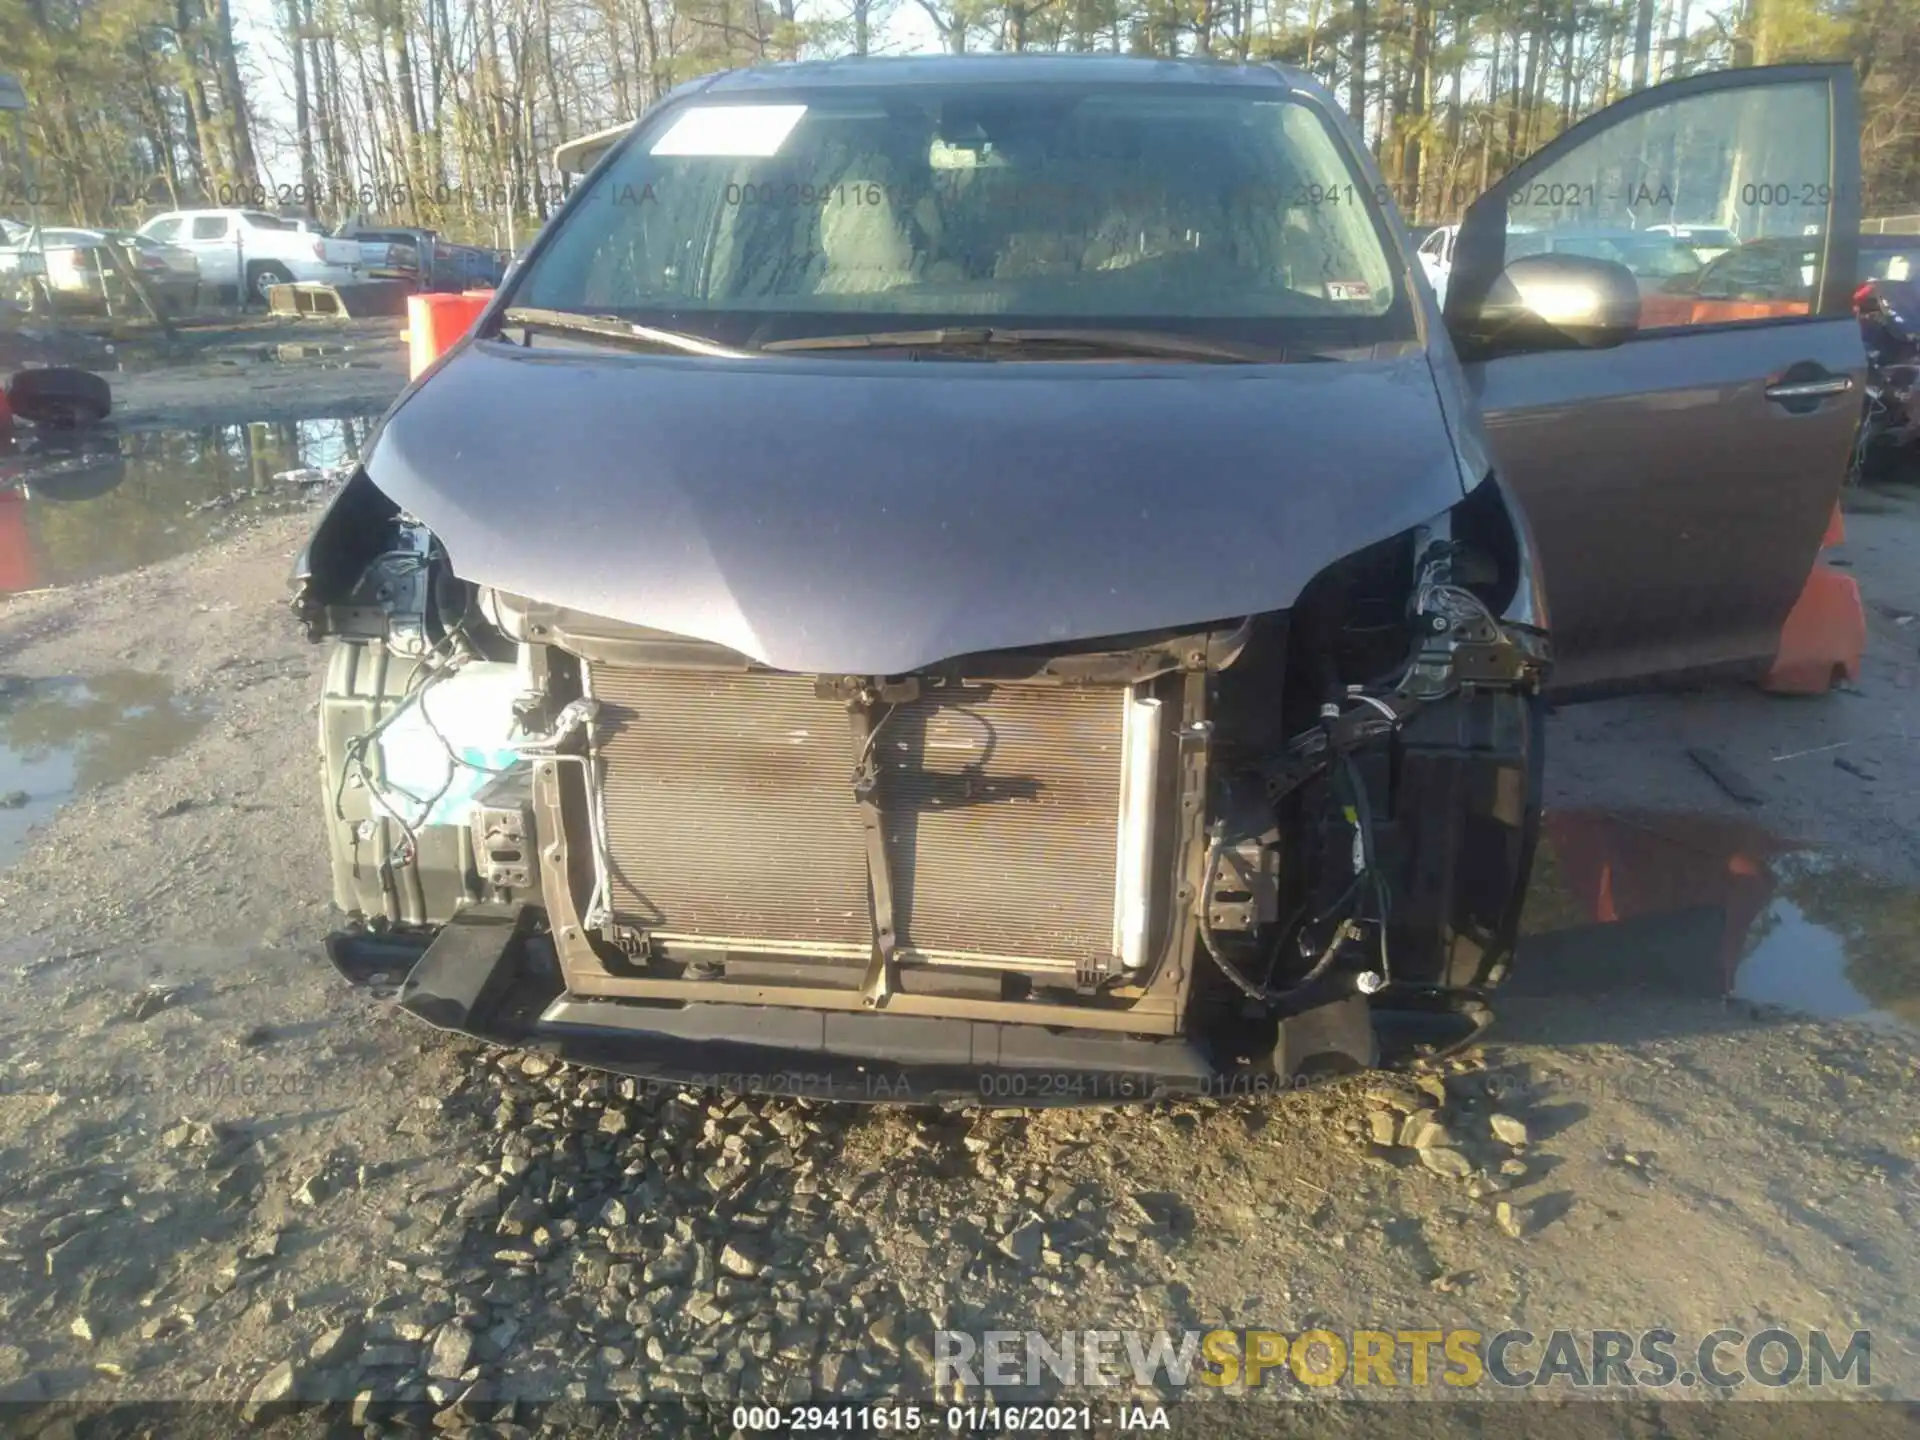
137 208 361 303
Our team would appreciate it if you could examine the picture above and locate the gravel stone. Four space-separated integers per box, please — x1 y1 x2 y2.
1494 1201 1526 1238
1489 1114 1530 1147
426 1324 473 1379
241 1360 299 1424
1417 1147 1473 1178
307 1323 361 1369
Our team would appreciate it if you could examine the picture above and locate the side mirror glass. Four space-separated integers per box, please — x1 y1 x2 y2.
1454 251 1642 356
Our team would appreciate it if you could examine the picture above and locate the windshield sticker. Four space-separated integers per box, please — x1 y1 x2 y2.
650 105 808 159
1326 281 1373 302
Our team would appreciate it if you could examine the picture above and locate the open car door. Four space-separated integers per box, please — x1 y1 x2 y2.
1444 63 1863 696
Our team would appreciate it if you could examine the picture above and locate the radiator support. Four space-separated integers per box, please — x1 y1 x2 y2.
530 658 1207 1035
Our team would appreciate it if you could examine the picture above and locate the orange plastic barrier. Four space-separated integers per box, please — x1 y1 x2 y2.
0 491 38 594
1762 502 1864 695
405 290 494 380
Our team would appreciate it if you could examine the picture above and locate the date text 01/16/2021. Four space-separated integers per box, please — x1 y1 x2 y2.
733 1405 1173 1432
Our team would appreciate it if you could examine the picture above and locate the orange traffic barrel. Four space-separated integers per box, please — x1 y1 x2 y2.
1762 502 1864 695
405 290 495 380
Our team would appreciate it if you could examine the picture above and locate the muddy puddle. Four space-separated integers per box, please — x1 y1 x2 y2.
0 671 209 866
1518 808 1920 1032
0 414 378 593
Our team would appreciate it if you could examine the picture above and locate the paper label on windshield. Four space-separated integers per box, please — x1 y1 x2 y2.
1326 281 1372 302
651 105 807 158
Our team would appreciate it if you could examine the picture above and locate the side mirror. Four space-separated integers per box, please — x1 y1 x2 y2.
1453 251 1641 356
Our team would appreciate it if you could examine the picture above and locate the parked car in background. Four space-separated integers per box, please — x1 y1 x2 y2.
332 221 506 290
1418 222 1544 304
111 230 199 312
137 208 360 304
1422 224 1710 307
1646 222 1739 262
1854 271 1920 477
1508 227 1704 293
330 225 423 284
296 57 1864 1099
1415 222 1459 300
0 225 199 314
1642 231 1920 328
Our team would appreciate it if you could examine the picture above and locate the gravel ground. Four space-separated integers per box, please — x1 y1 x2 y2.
0 408 1916 1436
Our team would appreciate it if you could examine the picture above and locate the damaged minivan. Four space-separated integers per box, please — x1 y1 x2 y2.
295 57 1864 1100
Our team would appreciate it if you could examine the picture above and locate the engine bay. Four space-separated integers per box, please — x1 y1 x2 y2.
295 469 1548 1088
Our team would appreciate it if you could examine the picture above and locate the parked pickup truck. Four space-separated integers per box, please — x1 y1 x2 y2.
137 208 360 304
332 221 505 291
328 225 423 284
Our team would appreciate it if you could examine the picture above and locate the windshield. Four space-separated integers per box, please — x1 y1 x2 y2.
510 84 1412 350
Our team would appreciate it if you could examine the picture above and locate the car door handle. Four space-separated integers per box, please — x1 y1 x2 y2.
1764 374 1853 403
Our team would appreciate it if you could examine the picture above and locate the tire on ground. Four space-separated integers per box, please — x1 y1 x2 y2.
4 366 112 427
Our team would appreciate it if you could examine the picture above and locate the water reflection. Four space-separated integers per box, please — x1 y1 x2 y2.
0 414 378 593
1517 809 1919 1032
0 672 209 865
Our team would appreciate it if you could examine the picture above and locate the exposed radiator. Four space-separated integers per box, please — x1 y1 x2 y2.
585 667 1136 973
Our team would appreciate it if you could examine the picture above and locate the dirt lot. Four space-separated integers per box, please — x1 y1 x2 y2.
3 315 408 430
0 343 1917 1435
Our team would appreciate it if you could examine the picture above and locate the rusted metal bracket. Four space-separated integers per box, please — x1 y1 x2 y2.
845 689 901 1008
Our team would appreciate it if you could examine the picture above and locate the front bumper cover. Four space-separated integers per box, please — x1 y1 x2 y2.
328 905 1485 1105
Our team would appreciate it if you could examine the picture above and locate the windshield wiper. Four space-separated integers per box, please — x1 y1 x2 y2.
759 327 1287 363
500 306 751 359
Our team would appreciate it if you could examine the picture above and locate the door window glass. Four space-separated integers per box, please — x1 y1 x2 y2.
1500 80 1832 331
190 216 230 240
145 218 182 242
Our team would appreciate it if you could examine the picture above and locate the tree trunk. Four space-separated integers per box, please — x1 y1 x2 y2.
1559 0 1577 129
635 0 664 99
285 0 319 210
1349 0 1368 127
1631 0 1655 90
1521 18 1545 153
1479 27 1500 193
1406 0 1431 209
208 0 260 184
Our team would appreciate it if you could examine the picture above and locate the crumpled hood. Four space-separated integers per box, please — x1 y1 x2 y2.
366 339 1465 675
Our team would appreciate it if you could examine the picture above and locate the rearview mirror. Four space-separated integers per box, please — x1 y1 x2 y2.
1453 251 1641 356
